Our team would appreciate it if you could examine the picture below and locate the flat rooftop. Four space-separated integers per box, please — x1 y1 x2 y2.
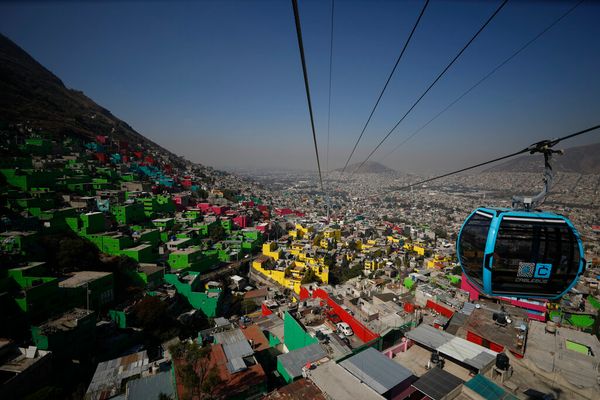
123 244 152 251
0 345 51 375
152 218 174 223
170 246 200 255
393 343 474 381
59 271 112 288
138 264 163 275
39 308 94 334
524 320 600 390
265 378 327 400
462 307 527 355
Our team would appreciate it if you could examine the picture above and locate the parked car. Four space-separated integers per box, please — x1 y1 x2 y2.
336 322 353 336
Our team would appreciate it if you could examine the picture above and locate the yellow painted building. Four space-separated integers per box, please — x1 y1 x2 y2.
288 224 313 240
251 257 328 295
403 243 425 256
364 259 384 271
387 236 400 244
262 242 282 260
252 258 301 293
323 228 341 241
426 254 452 269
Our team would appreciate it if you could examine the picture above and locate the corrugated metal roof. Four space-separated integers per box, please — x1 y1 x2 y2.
214 328 247 345
227 357 248 374
85 350 150 400
405 324 496 371
461 302 476 315
126 371 175 400
412 367 464 400
340 347 413 395
309 361 385 400
223 339 253 363
464 374 518 400
278 343 327 379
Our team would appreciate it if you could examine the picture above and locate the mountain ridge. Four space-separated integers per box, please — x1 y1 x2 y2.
484 141 600 174
333 161 396 174
0 33 184 165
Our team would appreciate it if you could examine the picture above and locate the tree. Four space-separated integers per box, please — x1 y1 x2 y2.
347 240 358 251
133 296 168 331
179 364 200 398
196 189 209 199
222 189 238 202
301 268 321 284
434 227 448 239
41 234 101 273
208 224 226 242
451 265 462 275
340 256 349 269
172 342 220 399
202 366 222 394
242 299 259 314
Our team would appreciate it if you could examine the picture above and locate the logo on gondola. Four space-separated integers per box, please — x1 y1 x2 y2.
518 263 534 278
517 262 552 283
534 263 552 279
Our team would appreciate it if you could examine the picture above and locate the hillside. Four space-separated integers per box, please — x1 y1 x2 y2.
485 142 600 175
0 33 180 162
335 161 396 174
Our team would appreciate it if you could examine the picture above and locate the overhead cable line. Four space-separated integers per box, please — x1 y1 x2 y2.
379 0 584 162
354 0 509 174
326 0 335 221
291 0 324 191
341 0 431 173
377 123 600 196
326 0 335 178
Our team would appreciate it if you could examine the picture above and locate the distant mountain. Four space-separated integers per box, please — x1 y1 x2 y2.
485 142 600 174
0 34 180 161
334 161 396 174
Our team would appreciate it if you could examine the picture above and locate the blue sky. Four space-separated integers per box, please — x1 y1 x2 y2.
1 0 599 173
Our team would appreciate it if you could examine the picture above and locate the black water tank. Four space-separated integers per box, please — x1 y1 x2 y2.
496 353 510 370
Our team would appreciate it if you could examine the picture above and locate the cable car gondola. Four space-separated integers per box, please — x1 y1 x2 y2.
457 142 585 299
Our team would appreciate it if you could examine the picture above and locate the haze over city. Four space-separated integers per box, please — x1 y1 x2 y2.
1 0 599 173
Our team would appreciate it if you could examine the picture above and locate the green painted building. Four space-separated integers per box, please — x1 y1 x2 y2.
164 272 221 317
7 263 61 321
121 244 156 263
86 233 133 255
58 271 114 311
111 203 146 225
168 247 219 272
282 311 318 352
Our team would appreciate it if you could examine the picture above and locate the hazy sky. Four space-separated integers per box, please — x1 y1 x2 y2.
1 0 599 174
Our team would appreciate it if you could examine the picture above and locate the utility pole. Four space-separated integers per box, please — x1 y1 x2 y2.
86 282 90 311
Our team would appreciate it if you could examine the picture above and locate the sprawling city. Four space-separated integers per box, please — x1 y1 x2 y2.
1 1 600 400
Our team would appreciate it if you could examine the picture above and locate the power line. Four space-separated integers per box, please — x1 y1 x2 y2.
341 0 431 173
380 0 584 162
326 0 335 178
354 0 509 174
291 0 324 191
378 123 600 196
